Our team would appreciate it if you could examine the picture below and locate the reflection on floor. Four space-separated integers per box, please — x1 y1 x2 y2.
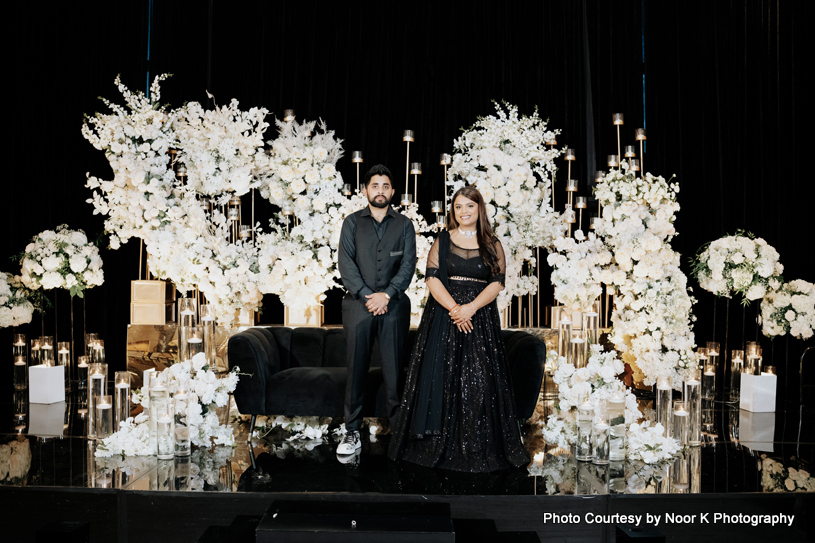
1 390 814 496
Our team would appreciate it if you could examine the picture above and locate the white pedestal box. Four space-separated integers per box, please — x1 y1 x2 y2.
28 365 66 404
29 401 66 437
738 410 775 453
739 373 776 413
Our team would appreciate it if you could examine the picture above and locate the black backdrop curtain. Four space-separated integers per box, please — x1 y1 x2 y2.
3 1 811 403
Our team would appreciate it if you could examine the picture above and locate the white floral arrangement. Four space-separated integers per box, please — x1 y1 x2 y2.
174 98 268 201
253 118 352 313
759 455 815 492
691 231 784 304
83 74 182 246
760 279 815 339
84 75 268 325
447 102 566 308
96 353 239 457
0 272 35 328
0 437 31 485
594 169 697 386
19 225 104 297
547 232 612 310
542 345 641 451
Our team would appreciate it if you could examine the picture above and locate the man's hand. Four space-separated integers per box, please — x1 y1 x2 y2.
365 292 390 315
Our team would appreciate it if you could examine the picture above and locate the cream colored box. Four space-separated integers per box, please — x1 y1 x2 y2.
130 301 175 325
131 280 175 303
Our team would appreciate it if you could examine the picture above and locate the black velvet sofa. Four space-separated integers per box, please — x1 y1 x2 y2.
228 326 547 436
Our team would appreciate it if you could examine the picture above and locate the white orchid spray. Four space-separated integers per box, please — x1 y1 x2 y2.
448 102 566 308
83 75 269 325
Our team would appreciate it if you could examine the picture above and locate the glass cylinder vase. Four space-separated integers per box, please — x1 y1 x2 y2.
114 371 131 429
608 394 626 460
571 330 587 369
174 393 191 457
685 368 702 446
14 356 27 390
583 310 600 348
672 400 689 491
13 334 26 358
40 336 55 366
77 355 89 390
88 363 107 439
656 376 673 437
150 383 172 459
58 341 71 392
199 305 217 369
96 395 113 439
591 408 610 465
187 325 204 360
30 338 41 366
558 311 573 366
729 350 744 403
576 401 594 461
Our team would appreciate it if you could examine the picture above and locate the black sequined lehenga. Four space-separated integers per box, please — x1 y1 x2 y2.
388 231 530 473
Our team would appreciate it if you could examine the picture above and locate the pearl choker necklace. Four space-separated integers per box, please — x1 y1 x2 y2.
458 227 476 239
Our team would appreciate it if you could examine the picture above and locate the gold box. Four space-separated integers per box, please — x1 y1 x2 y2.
284 305 324 327
130 301 175 325
131 280 175 303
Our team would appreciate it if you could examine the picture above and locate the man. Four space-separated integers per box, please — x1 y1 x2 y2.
337 164 417 455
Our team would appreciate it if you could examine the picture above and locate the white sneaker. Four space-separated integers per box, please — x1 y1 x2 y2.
336 431 361 455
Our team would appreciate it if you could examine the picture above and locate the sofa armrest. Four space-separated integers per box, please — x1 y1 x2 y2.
501 330 547 420
229 329 281 416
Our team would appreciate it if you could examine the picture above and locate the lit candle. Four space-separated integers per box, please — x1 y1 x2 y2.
14 356 25 366
352 151 364 163
762 366 776 376
612 113 624 125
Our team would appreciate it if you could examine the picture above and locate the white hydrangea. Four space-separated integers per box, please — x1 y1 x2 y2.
760 279 815 339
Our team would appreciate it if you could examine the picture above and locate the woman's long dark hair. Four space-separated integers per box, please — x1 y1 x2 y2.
447 186 501 276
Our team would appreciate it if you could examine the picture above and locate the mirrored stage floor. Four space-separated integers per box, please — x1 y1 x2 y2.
1 393 814 496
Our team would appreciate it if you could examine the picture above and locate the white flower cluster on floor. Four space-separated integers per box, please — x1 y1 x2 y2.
95 353 239 457
541 345 647 453
691 231 784 303
448 102 566 308
760 279 815 339
0 272 34 328
19 225 104 298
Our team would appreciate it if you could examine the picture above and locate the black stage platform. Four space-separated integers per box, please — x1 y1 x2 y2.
2 394 814 542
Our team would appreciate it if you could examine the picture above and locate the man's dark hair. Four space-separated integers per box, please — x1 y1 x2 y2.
363 164 393 188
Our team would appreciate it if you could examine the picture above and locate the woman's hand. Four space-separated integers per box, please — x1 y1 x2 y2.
452 303 476 324
456 319 473 334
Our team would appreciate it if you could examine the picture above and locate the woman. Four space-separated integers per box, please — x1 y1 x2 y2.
388 186 530 472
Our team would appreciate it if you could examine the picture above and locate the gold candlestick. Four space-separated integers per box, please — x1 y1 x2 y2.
403 130 414 195
352 151 363 191
613 113 624 162
440 154 452 222
635 128 646 175
410 162 422 202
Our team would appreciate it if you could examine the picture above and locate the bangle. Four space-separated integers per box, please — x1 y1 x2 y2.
450 304 460 312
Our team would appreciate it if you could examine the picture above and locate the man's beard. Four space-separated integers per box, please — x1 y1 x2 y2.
368 194 391 208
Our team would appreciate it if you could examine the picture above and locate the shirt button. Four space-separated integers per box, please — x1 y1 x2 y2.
377 258 381 261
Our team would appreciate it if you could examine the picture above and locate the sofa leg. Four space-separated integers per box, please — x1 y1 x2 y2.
249 414 257 442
